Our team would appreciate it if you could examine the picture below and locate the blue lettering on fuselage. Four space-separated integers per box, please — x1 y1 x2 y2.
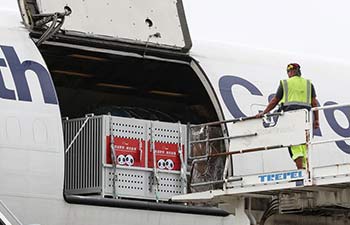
218 75 350 154
219 75 263 118
0 45 57 104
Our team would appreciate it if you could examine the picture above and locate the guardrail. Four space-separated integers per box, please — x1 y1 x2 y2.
0 200 22 225
188 103 350 190
307 103 350 184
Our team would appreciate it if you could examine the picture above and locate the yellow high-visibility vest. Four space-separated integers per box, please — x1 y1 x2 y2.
280 76 312 107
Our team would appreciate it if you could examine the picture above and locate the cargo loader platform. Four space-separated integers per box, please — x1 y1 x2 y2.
173 104 350 224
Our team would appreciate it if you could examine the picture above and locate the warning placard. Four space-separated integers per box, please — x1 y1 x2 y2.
147 142 184 171
106 136 145 167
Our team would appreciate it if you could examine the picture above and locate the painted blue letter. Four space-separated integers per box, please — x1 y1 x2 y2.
219 76 263 118
324 101 350 154
0 58 16 100
1 45 57 104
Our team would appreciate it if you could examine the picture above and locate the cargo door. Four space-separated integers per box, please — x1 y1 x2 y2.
18 0 192 53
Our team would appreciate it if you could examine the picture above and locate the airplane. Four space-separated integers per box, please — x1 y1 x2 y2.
0 0 350 225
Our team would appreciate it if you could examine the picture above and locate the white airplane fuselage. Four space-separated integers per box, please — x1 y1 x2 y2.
1 3 350 225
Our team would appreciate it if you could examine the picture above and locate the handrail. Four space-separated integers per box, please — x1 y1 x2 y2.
190 177 242 187
308 103 350 185
188 112 283 160
0 200 23 225
190 133 257 145
311 103 350 111
189 104 350 159
188 111 288 187
190 112 283 128
189 103 350 189
311 137 350 145
190 116 256 128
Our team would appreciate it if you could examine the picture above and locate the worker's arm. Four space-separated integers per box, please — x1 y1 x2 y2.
256 96 280 118
311 97 319 129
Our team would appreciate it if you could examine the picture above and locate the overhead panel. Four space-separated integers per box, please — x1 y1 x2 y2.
36 0 192 52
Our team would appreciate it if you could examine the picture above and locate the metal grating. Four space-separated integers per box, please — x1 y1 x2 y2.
64 116 102 194
111 117 147 140
151 121 184 144
158 173 183 196
103 168 184 200
104 167 148 198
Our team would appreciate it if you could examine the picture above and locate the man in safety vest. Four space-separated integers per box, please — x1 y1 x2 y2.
256 63 319 169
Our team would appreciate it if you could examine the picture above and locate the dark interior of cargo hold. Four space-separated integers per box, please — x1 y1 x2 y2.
39 45 218 124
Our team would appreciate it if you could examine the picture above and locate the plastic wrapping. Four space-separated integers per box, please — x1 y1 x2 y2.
189 126 225 193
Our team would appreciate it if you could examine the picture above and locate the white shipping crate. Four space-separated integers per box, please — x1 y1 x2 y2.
63 115 187 201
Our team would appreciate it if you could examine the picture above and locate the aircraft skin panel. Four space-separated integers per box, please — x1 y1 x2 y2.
1 195 236 225
0 6 66 224
0 6 63 192
36 0 192 51
190 41 350 177
1 3 350 225
0 6 233 225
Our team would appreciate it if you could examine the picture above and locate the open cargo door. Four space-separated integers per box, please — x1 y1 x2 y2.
19 0 192 54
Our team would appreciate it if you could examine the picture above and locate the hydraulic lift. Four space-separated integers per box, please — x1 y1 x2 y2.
173 104 350 225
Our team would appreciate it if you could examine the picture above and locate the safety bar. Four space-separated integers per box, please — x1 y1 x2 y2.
0 201 22 225
188 112 283 160
65 113 94 154
189 103 350 160
307 103 350 184
190 112 283 128
188 103 350 192
311 103 350 111
308 103 350 148
188 132 257 161
190 133 257 145
188 111 287 188
190 177 242 188
312 137 350 146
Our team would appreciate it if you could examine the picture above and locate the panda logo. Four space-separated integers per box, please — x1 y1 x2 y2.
157 159 166 169
165 159 174 170
117 155 126 165
125 154 134 166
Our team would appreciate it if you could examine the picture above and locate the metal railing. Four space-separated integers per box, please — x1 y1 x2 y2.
188 112 285 189
188 103 350 190
0 201 22 225
307 103 350 184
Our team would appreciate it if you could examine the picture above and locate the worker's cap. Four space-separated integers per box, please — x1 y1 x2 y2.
287 63 301 71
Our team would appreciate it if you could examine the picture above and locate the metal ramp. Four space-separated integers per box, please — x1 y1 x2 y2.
173 104 350 224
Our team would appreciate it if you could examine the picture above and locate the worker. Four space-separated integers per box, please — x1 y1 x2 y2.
256 63 319 169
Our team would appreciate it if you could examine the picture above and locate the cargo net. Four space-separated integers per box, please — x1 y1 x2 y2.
189 126 225 193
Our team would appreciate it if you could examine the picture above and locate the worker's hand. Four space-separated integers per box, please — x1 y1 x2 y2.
256 112 264 118
313 120 319 129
